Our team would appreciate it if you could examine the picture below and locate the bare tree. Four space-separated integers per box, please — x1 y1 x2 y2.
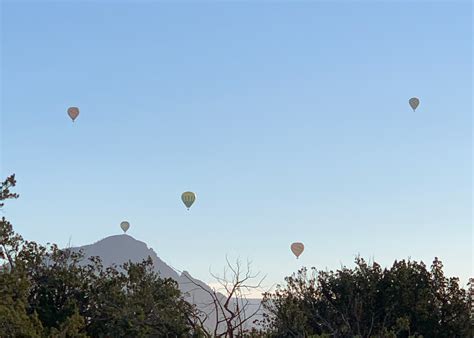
181 256 267 337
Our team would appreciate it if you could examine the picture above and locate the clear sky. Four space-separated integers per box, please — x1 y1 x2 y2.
1 0 472 291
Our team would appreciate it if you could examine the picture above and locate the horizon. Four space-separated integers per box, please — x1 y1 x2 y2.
1 0 472 290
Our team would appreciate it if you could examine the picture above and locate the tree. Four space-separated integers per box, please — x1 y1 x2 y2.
0 174 44 337
182 257 266 337
0 174 18 208
262 256 471 337
84 257 193 337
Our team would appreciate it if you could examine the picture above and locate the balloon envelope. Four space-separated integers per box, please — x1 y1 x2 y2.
409 97 419 111
181 191 196 210
120 221 130 233
67 107 80 121
291 242 304 259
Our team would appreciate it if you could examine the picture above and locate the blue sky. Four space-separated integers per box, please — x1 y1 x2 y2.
1 0 472 290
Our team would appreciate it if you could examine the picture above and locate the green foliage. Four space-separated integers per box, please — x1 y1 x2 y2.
0 174 18 208
0 175 43 337
0 272 43 338
262 256 471 337
84 257 193 337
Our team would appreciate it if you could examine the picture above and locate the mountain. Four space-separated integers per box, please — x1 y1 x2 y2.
70 234 262 332
73 234 180 279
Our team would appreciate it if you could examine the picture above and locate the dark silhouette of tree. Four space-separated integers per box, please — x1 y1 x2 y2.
262 256 471 337
0 174 43 336
0 174 18 208
182 257 266 337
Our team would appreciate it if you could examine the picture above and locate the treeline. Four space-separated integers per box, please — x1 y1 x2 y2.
1 175 472 337
260 258 472 337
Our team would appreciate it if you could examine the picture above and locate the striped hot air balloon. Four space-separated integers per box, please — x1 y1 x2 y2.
181 192 196 210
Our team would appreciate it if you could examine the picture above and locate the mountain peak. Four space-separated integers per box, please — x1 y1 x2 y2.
87 234 147 247
72 234 178 280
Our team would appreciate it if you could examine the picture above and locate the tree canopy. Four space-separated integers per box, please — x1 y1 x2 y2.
261 257 471 337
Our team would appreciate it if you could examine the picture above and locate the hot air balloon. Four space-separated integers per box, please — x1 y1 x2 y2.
67 107 80 122
409 97 420 111
181 191 196 210
120 221 130 233
291 242 304 259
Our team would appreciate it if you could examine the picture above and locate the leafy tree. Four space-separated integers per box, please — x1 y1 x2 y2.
262 256 471 337
0 174 18 208
0 174 44 337
84 257 193 337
